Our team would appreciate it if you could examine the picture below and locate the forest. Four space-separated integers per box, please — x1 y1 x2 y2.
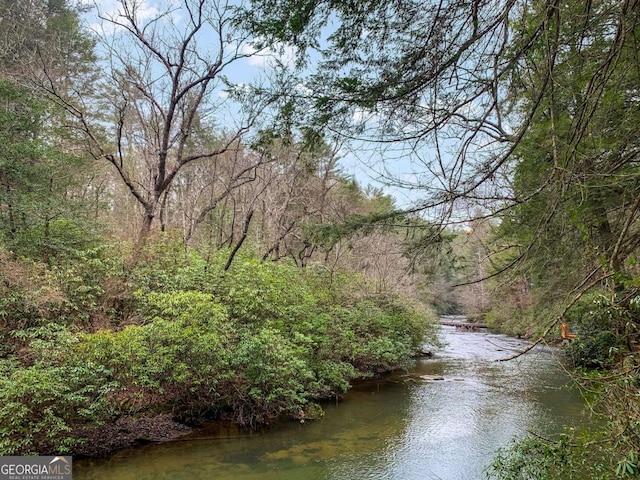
0 0 639 477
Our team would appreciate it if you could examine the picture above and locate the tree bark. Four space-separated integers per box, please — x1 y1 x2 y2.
224 209 254 271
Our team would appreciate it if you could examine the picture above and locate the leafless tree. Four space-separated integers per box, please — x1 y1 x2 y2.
40 0 273 248
255 138 340 265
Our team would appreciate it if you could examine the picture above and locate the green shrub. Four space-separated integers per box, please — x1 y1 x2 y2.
0 323 118 455
0 245 128 338
75 291 232 415
564 294 627 369
565 331 620 369
0 246 439 454
223 327 315 426
486 428 638 480
219 257 316 324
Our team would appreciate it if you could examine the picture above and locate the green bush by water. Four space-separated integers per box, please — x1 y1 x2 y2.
0 246 437 455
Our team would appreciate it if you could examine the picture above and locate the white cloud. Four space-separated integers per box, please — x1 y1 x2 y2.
294 82 313 97
239 40 297 68
352 106 381 125
136 2 161 21
83 0 174 36
404 173 418 184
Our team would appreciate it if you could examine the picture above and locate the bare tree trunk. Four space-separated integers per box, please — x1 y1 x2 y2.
224 209 254 271
159 188 170 233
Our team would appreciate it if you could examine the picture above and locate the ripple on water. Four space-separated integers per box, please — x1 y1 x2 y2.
75 326 586 480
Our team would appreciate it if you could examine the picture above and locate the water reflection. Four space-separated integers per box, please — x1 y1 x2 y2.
75 326 586 480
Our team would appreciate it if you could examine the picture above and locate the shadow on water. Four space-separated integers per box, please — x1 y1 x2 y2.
75 324 587 480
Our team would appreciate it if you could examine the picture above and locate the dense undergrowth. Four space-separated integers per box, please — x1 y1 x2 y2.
0 238 437 455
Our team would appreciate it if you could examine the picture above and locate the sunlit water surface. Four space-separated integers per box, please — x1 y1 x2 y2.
76 321 587 480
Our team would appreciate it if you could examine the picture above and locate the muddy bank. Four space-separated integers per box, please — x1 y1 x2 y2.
72 364 415 459
74 414 192 458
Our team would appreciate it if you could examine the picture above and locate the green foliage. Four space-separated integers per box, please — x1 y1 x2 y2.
323 299 419 373
0 245 127 343
564 294 631 369
0 79 99 263
481 17 640 478
487 428 640 480
487 430 593 480
225 326 315 426
305 206 407 253
487 434 573 480
128 232 192 292
219 256 312 324
76 291 231 415
486 1 640 335
0 363 115 455
51 246 126 324
0 0 95 76
566 331 620 370
11 218 100 263
0 324 116 455
0 246 437 454
616 452 640 478
0 250 67 335
484 305 533 337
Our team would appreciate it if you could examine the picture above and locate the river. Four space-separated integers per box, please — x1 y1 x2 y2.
75 320 587 480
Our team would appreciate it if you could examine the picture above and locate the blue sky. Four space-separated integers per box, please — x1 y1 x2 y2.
77 0 405 200
76 0 505 220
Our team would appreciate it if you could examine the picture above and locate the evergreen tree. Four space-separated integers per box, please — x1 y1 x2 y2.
0 79 96 262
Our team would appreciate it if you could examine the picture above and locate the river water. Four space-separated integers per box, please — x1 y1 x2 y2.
75 321 587 480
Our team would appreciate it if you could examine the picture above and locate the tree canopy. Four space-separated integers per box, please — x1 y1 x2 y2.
245 1 640 470
244 0 640 291
1 0 640 472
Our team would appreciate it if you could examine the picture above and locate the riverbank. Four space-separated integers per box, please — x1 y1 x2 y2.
72 373 398 459
74 326 586 480
73 359 435 459
73 414 192 458
0 250 438 457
